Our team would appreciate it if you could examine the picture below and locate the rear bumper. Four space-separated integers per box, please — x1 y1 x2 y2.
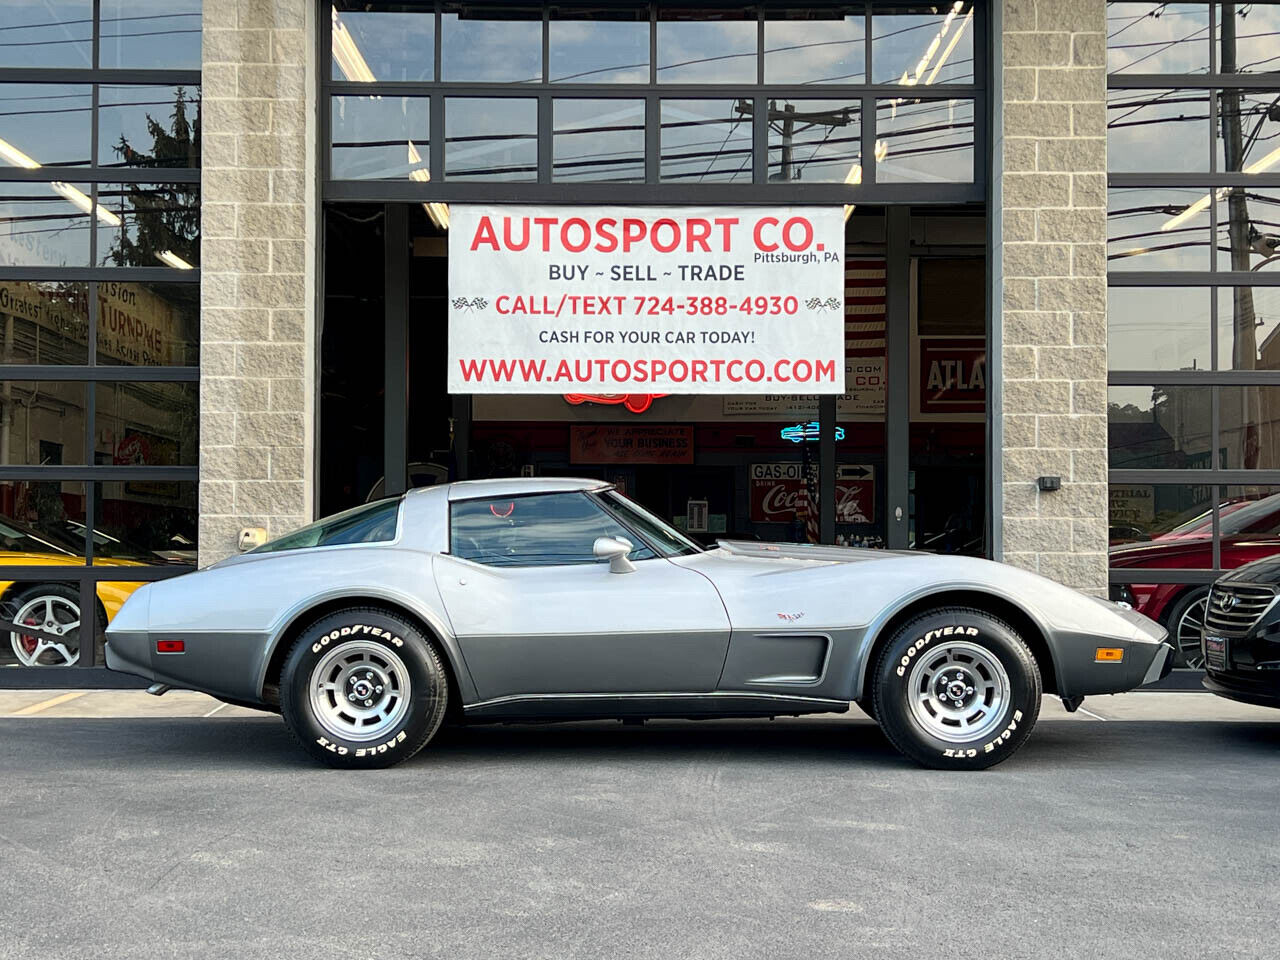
105 628 269 704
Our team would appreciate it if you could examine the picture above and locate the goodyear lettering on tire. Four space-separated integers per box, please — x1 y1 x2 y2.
895 625 980 677
312 623 406 654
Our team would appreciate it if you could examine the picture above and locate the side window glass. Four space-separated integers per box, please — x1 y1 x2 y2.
450 492 655 567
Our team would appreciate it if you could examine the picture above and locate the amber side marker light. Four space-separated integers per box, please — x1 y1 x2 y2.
1095 647 1124 663
156 640 185 654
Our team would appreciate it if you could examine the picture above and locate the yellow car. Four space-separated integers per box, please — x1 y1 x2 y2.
0 518 170 667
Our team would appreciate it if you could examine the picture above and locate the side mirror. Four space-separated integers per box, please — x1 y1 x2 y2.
593 536 636 574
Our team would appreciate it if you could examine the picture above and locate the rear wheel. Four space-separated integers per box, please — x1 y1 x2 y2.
279 608 449 768
872 607 1041 770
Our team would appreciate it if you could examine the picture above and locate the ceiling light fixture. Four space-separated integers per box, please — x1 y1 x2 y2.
156 249 194 270
1161 144 1280 232
50 181 122 226
331 6 377 82
406 141 450 230
0 137 41 170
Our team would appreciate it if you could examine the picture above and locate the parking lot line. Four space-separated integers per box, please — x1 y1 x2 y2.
1076 705 1109 721
9 691 88 716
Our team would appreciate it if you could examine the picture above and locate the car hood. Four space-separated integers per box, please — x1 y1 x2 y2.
713 540 916 564
1219 553 1280 585
1108 539 1209 568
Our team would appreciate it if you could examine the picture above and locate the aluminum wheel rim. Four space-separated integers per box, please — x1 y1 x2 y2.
1176 596 1207 669
9 595 81 667
308 641 411 743
906 640 1010 744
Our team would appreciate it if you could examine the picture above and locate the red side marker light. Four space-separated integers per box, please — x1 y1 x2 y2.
156 639 185 654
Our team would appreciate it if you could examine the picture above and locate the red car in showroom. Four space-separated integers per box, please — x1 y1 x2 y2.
1110 493 1280 667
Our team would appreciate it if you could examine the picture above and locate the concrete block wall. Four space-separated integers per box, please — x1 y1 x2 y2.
200 0 316 564
999 0 1109 594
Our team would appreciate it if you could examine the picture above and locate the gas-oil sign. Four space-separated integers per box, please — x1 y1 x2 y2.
448 205 847 394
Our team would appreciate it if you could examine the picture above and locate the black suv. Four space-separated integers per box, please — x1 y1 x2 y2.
1201 556 1280 708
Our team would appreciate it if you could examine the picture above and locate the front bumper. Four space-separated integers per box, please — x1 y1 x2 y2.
1203 670 1280 708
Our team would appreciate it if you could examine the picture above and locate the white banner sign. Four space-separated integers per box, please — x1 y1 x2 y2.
447 205 846 394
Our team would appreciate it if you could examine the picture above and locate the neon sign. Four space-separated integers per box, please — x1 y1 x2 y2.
780 421 845 443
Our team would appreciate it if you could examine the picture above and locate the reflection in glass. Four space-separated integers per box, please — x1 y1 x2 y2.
1106 3 1210 75
1219 286 1280 371
96 480 197 561
1108 384 1212 469
1106 88 1209 172
660 100 753 182
0 183 91 268
550 8 649 83
0 280 90 364
98 183 200 269
553 99 645 182
875 98 974 183
657 12 758 84
441 5 542 83
98 282 199 366
95 382 198 466
0 382 87 464
1221 386 1280 469
445 98 538 181
100 0 202 70
98 85 201 169
872 3 974 85
1216 89 1280 174
1107 186 1213 271
0 1 92 68
331 96 430 180
1108 286 1210 372
331 2 434 82
1215 187 1280 272
1107 483 1213 567
765 100 860 183
1217 2 1280 74
0 85 91 169
765 9 864 84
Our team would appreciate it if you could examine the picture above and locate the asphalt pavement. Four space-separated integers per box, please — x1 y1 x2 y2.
1 705 1278 960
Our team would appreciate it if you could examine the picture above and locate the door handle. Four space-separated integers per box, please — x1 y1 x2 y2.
894 506 903 522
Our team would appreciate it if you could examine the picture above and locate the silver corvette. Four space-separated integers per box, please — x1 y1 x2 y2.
106 478 1173 769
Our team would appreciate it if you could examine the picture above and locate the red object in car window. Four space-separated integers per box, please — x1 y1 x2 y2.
563 393 665 415
489 502 515 519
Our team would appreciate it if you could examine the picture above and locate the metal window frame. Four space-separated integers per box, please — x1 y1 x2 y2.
0 6 202 685
1106 6 1280 588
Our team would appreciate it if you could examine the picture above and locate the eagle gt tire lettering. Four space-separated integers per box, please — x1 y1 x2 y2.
872 607 1041 770
280 607 449 769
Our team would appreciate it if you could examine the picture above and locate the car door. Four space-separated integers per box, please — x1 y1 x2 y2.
433 491 730 700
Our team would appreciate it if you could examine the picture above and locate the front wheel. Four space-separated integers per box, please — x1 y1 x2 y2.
872 608 1042 770
1165 587 1208 669
279 608 450 768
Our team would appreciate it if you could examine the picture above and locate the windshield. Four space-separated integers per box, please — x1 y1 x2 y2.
599 490 702 557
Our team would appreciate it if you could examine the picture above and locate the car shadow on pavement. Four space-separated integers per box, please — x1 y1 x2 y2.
5 715 1280 772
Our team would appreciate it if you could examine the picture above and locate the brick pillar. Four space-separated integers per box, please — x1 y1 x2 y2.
199 1 316 564
999 0 1108 593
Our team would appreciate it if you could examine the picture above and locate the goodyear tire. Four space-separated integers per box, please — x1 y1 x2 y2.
280 607 449 769
872 607 1041 770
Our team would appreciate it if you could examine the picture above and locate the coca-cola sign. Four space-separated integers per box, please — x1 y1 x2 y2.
749 464 874 524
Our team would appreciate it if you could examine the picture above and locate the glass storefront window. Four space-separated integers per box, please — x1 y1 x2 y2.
765 100 860 184
1217 286 1280 371
441 5 543 83
0 183 91 268
331 96 430 181
0 480 87 555
444 97 538 181
0 382 87 464
1220 386 1280 469
657 10 758 84
660 99 753 183
872 3 975 85
1108 384 1213 469
550 7 650 84
1108 483 1213 564
1216 2 1280 74
764 8 864 85
1108 286 1211 371
0 578 87 668
331 2 434 82
95 479 197 562
1106 88 1210 172
0 84 92 169
875 98 974 183
97 281 199 366
0 1 93 69
1107 186 1214 271
1214 187 1280 272
1215 90 1280 172
0 281 90 365
99 0 202 70
94 382 198 467
98 86 201 170
553 99 645 183
1106 3 1210 75
98 182 200 269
